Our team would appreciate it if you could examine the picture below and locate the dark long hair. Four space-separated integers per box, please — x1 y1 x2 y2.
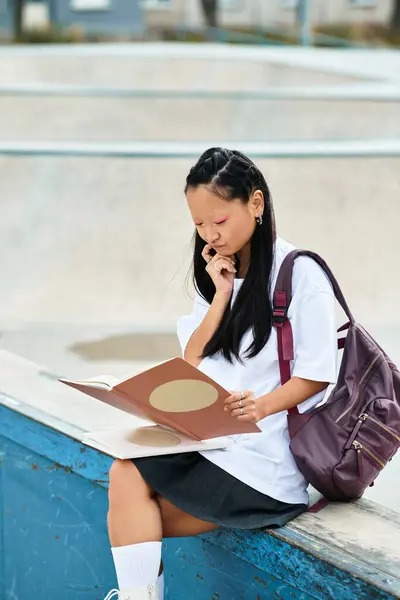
185 147 276 363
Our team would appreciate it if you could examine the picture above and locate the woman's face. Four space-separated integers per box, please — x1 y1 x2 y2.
186 185 261 257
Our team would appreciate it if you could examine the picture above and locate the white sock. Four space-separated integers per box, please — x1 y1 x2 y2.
158 573 164 600
111 541 162 590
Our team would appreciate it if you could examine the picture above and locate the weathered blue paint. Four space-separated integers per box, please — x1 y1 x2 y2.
1 435 113 599
49 0 143 36
0 403 112 487
1 403 399 600
163 537 314 600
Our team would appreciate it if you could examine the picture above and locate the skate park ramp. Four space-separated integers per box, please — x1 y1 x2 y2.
0 43 399 511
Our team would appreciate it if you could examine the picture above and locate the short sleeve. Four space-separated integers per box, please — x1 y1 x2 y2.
176 293 210 356
288 257 338 413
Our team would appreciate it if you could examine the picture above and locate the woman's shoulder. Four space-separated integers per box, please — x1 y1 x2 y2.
275 237 334 297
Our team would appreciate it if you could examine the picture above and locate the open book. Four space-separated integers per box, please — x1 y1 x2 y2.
59 357 260 458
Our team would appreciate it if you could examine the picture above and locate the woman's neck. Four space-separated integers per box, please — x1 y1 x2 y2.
236 234 278 278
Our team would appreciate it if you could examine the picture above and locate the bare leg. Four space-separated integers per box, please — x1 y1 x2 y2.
107 459 162 547
107 459 219 589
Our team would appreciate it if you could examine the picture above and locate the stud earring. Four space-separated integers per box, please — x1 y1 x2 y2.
256 214 263 226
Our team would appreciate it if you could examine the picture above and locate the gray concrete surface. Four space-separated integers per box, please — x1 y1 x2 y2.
1 155 399 327
0 43 399 512
1 96 400 142
0 48 359 89
0 43 399 83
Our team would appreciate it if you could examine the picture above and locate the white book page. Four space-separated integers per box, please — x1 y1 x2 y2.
73 375 119 390
82 425 231 459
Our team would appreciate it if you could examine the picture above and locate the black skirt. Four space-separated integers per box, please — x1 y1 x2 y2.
132 452 307 530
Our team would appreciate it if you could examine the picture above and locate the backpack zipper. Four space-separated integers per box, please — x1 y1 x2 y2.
352 440 385 469
344 413 368 450
335 356 379 423
360 413 400 443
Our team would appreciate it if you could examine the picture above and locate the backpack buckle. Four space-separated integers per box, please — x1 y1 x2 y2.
273 307 288 324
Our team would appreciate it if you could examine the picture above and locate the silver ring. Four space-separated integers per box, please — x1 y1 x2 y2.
240 392 245 400
239 399 243 408
240 408 244 415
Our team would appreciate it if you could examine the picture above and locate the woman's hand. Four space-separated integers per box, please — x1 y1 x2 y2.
224 390 265 423
202 244 236 297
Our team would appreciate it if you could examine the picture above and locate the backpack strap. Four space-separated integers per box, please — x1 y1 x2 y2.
272 249 355 415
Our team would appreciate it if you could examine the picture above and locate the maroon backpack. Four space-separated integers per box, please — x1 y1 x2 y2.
272 250 400 501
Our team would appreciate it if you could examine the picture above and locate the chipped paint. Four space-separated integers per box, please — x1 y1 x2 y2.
254 575 268 588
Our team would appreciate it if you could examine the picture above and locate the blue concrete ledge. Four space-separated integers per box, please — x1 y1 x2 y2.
1 401 400 600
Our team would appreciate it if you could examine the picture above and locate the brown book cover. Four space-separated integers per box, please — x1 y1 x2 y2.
60 357 260 441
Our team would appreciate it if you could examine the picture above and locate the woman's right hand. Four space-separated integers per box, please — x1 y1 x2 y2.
202 244 236 297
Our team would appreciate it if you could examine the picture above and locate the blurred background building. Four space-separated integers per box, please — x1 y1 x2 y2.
144 0 396 31
1 0 400 44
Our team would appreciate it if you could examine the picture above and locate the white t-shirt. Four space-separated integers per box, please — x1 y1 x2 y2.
176 237 338 505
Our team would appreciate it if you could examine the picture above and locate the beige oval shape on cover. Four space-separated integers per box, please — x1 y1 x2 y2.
128 427 181 447
149 379 218 413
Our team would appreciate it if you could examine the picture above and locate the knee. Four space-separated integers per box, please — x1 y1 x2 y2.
108 459 151 506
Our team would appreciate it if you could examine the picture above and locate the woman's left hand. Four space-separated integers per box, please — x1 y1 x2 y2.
224 390 264 423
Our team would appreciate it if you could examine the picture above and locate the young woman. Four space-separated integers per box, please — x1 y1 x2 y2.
104 148 337 600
